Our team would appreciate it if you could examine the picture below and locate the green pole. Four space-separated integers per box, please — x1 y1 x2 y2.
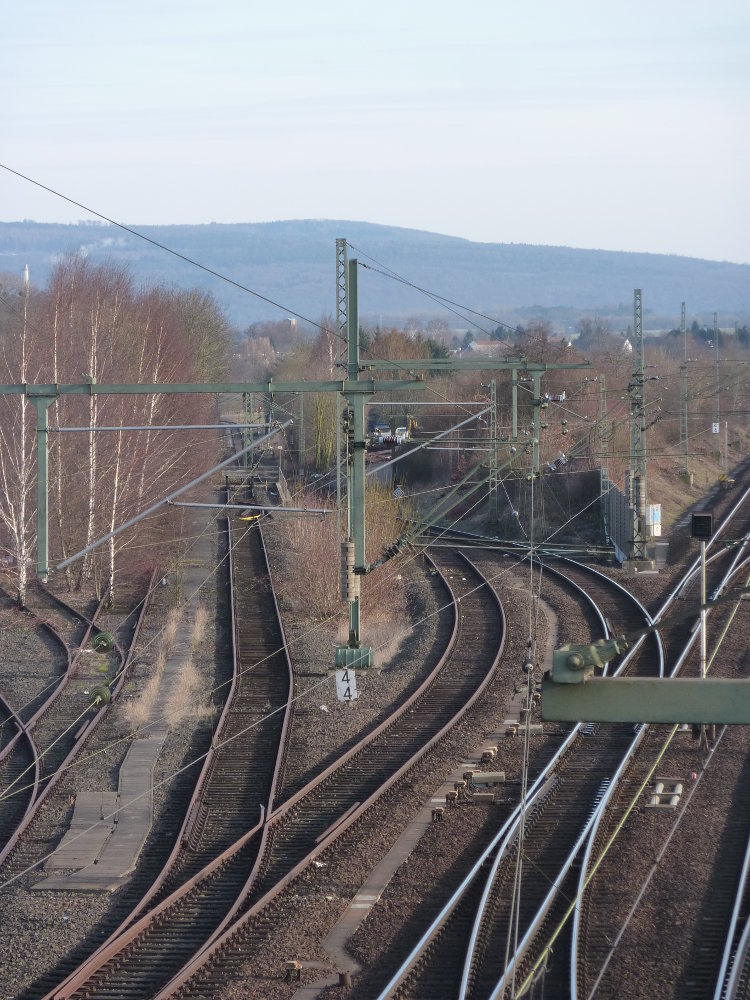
512 368 518 441
298 393 304 470
33 397 52 581
343 258 372 660
600 376 609 544
348 258 362 646
242 392 249 468
532 372 542 476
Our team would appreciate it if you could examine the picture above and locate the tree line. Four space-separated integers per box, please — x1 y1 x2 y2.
0 256 233 606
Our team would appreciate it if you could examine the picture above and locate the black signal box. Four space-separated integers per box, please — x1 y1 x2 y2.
691 513 713 540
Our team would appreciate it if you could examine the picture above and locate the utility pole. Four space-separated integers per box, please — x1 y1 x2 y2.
336 239 347 522
242 392 250 468
714 311 720 431
298 392 304 470
629 289 648 561
336 257 374 669
531 372 543 478
488 379 497 492
600 375 609 544
489 378 498 521
679 302 690 479
724 420 728 473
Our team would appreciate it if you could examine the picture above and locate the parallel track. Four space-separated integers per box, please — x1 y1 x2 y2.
0 587 112 868
142 548 502 998
377 552 658 1000
45 506 293 1000
575 486 750 1000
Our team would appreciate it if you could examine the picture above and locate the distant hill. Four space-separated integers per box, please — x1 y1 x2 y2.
1 219 748 331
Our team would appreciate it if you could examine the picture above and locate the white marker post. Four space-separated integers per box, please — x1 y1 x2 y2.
336 668 358 702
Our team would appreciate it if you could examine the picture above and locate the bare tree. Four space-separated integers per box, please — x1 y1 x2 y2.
8 257 232 600
0 267 38 606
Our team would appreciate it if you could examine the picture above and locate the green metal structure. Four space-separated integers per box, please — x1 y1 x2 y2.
543 581 750 723
2 244 591 672
1 375 420 581
629 289 648 560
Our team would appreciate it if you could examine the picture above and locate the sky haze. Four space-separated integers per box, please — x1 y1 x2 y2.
2 1 748 264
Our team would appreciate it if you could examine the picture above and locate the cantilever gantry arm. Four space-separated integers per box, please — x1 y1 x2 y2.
542 589 750 723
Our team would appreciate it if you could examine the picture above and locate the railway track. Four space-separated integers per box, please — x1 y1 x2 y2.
84 547 500 999
573 486 750 1000
0 586 119 868
40 502 291 1000
462 489 750 999
0 691 39 854
370 549 658 1000
394 486 750 998
18 449 750 998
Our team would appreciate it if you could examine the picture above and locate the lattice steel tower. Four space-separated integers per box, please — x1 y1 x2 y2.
679 301 690 476
336 238 348 524
629 289 648 560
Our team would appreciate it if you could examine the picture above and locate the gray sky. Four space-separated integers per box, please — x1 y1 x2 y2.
3 0 748 263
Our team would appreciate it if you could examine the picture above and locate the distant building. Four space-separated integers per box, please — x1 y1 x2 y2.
459 340 512 359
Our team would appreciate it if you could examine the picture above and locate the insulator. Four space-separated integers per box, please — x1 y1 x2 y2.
89 685 111 705
91 632 114 652
340 540 358 601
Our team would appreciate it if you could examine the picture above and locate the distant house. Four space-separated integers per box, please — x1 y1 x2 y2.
459 340 512 359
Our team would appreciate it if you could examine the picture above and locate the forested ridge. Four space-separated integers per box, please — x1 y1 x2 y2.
2 220 748 328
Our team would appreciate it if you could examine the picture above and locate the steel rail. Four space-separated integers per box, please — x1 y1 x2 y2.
0 589 112 868
376 557 627 1000
389 481 750 1000
711 577 750 1000
0 607 74 767
0 691 41 851
151 550 502 998
455 559 613 1000
456 558 661 1000
0 575 156 874
573 550 750 1000
51 512 446 998
41 527 242 1000
0 692 40 772
382 536 664 997
724 840 750 999
44 511 295 1000
487 784 611 1000
569 489 750 1000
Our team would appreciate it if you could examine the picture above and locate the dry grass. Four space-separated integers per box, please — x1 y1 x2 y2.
274 482 411 623
165 659 213 727
366 620 410 668
122 608 181 731
162 608 182 650
191 604 208 650
124 667 163 730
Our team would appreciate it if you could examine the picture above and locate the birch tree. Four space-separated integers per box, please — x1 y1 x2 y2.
34 258 230 600
0 267 39 606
